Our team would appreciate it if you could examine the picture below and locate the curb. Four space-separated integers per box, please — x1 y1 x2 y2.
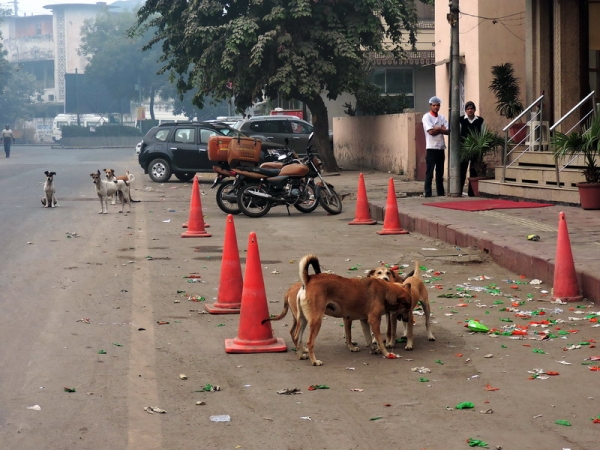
369 200 600 304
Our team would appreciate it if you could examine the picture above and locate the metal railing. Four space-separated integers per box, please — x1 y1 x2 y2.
549 91 595 187
501 94 545 183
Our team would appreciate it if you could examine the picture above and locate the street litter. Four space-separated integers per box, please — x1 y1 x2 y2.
350 388 364 392
480 409 493 414
65 232 80 238
195 401 206 405
97 350 107 354
76 318 90 324
144 406 166 414
277 388 302 395
64 387 76 393
456 402 474 409
162 219 171 223
411 367 431 374
466 438 488 447
308 384 329 390
180 374 188 380
555 419 571 426
210 415 230 422
27 405 41 411
300 416 312 420
195 384 221 392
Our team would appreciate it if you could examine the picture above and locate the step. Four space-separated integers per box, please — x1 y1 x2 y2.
494 166 585 187
506 150 556 166
478 179 580 204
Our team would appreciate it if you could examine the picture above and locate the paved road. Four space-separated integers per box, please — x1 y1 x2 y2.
0 149 598 449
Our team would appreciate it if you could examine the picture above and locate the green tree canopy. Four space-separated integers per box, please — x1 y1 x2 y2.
79 7 170 119
134 0 420 171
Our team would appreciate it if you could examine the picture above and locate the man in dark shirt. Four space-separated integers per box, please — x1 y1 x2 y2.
459 101 485 196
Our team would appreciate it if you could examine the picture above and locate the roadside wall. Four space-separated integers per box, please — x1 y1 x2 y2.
61 136 140 147
332 112 425 179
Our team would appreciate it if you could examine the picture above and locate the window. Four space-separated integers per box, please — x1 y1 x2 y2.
174 128 195 143
35 23 42 36
250 120 287 133
370 68 415 108
290 120 311 134
200 128 217 144
154 129 169 142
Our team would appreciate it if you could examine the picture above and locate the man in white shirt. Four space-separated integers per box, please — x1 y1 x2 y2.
1 124 15 158
422 96 450 197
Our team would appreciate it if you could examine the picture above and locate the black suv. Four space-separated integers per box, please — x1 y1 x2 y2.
138 121 282 182
233 115 333 155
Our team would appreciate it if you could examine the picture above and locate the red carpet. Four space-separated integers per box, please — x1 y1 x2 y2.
423 199 554 211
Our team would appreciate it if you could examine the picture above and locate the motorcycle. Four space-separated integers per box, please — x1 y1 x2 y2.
210 147 285 215
235 134 343 218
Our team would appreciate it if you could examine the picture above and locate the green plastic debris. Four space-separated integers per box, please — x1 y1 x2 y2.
555 420 571 426
467 438 488 448
97 349 107 354
113 342 123 347
435 359 444 365
456 402 475 409
370 416 383 421
532 348 546 354
467 320 489 333
499 318 513 322
418 377 429 382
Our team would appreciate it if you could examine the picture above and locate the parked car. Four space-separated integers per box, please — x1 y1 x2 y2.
135 141 142 155
138 121 284 182
232 115 333 155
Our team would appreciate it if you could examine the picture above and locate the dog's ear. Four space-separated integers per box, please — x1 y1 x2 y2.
366 269 375 278
50 172 56 176
45 171 49 176
97 169 101 175
404 282 411 291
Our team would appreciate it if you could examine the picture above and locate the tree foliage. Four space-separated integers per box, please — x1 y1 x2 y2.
79 8 169 119
0 65 39 125
343 83 409 116
134 0 420 172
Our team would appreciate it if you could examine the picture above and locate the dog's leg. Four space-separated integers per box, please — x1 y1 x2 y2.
305 315 323 366
386 312 397 348
404 312 415 351
294 291 309 360
344 318 360 352
98 196 105 214
41 197 47 207
368 314 390 357
421 299 435 342
359 319 377 352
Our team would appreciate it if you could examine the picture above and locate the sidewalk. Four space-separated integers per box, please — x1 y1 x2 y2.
321 170 600 304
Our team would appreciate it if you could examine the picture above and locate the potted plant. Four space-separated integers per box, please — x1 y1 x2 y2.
489 62 526 142
552 113 600 209
460 127 504 196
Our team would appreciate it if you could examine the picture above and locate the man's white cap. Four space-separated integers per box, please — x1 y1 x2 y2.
429 96 442 104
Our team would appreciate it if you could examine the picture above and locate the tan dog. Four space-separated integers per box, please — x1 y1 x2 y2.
294 254 413 366
395 261 435 351
103 169 136 204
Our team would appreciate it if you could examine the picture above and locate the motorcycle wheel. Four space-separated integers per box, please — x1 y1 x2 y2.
293 182 320 213
318 184 343 215
237 183 272 218
216 179 241 215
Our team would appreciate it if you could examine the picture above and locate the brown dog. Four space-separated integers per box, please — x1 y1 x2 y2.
264 261 406 355
396 261 435 350
103 169 136 203
294 254 413 366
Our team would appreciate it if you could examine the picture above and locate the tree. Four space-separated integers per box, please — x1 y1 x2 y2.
0 66 39 124
79 8 170 119
134 0 420 172
344 83 409 116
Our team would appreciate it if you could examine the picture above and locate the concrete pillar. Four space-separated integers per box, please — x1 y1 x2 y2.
554 0 583 131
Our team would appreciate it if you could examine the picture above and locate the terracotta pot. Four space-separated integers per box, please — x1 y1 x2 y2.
577 182 600 210
468 176 493 197
509 123 527 144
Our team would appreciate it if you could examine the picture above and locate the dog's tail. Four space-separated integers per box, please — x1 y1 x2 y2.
126 171 135 182
412 260 420 278
261 284 297 324
299 254 321 289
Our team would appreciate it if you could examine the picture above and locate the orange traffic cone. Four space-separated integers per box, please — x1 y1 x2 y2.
225 232 287 353
181 176 211 238
183 182 209 228
377 178 409 235
348 173 377 225
205 215 243 314
551 212 582 302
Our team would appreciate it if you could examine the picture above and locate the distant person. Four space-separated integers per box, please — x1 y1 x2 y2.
2 124 15 158
422 96 450 197
459 101 485 196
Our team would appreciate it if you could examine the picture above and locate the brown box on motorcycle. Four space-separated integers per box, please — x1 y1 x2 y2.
227 137 262 166
208 136 233 161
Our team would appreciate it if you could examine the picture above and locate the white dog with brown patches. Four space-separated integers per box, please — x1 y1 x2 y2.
103 168 136 204
90 170 130 214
